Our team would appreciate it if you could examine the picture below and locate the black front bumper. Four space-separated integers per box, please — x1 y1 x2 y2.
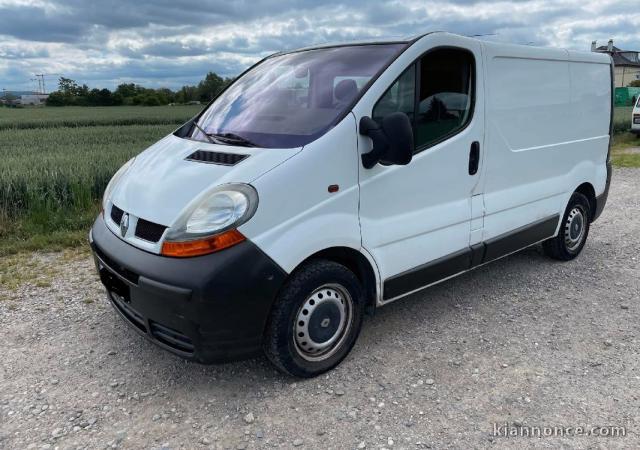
90 214 287 363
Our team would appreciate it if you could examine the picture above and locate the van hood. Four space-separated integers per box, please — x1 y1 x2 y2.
110 134 301 226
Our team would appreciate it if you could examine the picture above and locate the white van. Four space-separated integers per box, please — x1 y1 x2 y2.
633 95 640 135
90 32 613 377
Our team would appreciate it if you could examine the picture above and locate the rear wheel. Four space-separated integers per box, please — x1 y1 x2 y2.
263 260 365 378
543 192 591 261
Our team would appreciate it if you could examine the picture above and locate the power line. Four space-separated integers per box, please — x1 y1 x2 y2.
33 73 62 94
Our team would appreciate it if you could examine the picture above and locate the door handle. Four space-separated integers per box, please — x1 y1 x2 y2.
469 141 480 175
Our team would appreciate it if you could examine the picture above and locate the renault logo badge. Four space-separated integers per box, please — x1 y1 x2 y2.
120 213 129 237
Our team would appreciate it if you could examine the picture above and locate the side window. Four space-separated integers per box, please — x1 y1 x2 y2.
372 64 416 126
416 49 474 149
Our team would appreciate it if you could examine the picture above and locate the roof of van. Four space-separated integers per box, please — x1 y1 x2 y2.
276 32 612 65
273 32 439 55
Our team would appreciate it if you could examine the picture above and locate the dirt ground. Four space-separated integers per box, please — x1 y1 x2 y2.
1 168 639 450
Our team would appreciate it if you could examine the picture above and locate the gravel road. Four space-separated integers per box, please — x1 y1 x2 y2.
1 168 639 450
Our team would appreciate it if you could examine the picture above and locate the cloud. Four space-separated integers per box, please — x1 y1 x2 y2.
0 0 638 90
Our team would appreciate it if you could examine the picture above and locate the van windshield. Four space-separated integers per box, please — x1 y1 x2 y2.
191 44 406 148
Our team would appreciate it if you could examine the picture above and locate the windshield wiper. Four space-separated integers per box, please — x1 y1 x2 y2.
191 122 257 147
207 132 258 147
191 121 216 144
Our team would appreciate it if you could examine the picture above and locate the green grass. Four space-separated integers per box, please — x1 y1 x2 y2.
0 124 176 218
0 105 202 130
0 107 187 256
611 132 640 168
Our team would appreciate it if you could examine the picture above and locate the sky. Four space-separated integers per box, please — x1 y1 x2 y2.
1 0 639 92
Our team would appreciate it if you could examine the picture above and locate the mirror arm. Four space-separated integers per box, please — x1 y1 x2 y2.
359 116 389 169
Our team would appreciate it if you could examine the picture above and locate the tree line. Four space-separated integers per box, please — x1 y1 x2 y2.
46 72 233 107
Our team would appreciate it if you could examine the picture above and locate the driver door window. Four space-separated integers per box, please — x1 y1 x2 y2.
371 48 475 154
372 65 416 127
416 49 474 150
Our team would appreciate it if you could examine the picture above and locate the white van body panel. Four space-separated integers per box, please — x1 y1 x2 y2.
353 33 486 292
239 115 362 274
480 42 611 242
106 134 301 252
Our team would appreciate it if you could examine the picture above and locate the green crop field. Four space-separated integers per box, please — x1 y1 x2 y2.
0 104 637 256
0 105 201 130
0 105 202 255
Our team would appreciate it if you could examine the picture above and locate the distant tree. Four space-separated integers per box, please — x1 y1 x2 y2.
43 71 232 107
58 77 82 96
197 72 231 102
87 88 115 106
157 87 175 104
46 91 66 106
115 83 143 98
175 85 198 104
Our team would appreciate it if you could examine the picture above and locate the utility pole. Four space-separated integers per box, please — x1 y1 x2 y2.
34 74 46 94
33 74 61 94
30 78 40 94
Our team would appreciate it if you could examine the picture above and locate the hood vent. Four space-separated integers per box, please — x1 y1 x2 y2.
185 150 249 166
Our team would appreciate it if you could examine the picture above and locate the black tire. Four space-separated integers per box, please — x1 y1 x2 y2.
263 260 365 378
543 192 591 261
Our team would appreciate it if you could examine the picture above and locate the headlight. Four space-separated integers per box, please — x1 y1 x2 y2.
165 183 258 241
102 158 135 211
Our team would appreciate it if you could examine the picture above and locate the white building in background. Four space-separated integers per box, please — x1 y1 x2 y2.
592 39 640 87
18 94 49 106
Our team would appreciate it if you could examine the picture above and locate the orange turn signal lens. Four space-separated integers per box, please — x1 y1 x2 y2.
161 229 245 258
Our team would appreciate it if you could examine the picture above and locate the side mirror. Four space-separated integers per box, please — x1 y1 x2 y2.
359 112 413 169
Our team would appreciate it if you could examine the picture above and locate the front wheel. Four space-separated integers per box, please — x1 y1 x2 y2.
543 192 591 261
263 260 365 378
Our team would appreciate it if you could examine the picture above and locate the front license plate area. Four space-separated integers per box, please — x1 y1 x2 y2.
99 264 130 303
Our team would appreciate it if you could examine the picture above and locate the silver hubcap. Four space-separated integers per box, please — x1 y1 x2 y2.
293 284 353 362
564 206 586 252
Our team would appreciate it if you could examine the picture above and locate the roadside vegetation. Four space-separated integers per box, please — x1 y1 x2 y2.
0 106 200 256
0 104 200 130
44 73 231 107
0 105 638 256
611 107 640 167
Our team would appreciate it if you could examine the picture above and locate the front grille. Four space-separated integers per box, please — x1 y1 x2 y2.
150 321 194 354
135 218 167 243
110 204 124 224
185 150 248 166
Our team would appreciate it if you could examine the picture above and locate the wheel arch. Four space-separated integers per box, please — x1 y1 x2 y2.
575 182 597 221
290 247 379 313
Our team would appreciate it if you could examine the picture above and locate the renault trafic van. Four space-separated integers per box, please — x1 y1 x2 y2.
90 32 613 377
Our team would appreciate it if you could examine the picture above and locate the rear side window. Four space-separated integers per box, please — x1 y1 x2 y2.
371 47 475 153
